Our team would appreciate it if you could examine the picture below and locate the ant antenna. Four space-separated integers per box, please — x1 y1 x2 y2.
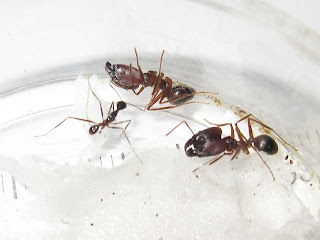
166 121 195 136
158 50 165 74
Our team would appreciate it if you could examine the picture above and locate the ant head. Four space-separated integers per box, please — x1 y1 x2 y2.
117 101 127 110
184 134 207 157
89 125 100 135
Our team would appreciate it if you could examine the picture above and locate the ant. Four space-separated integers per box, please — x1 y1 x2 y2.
166 114 296 181
36 79 142 164
105 48 214 110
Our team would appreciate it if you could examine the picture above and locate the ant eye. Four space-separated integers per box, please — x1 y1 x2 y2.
89 125 99 135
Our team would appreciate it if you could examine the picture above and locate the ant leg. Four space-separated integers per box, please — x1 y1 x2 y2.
158 91 217 105
192 152 232 173
109 82 123 101
88 78 104 121
251 145 276 181
147 77 173 110
248 116 297 151
230 146 242 160
132 86 145 96
234 117 250 154
107 101 115 116
108 125 143 164
237 114 296 151
166 120 195 136
110 120 131 138
204 120 235 139
236 115 275 180
35 117 97 137
150 73 164 100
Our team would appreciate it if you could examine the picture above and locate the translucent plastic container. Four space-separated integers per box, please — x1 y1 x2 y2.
1 0 320 239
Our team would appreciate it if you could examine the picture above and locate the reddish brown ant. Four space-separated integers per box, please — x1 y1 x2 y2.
105 48 214 110
166 114 296 180
36 80 142 164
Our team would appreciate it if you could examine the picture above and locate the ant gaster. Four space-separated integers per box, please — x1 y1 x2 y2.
167 114 296 181
105 48 213 110
36 80 142 164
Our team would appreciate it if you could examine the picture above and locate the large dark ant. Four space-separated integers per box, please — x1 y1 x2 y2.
36 80 142 164
166 114 296 181
105 48 214 110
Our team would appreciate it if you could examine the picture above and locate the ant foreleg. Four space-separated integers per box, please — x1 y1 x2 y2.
192 152 231 173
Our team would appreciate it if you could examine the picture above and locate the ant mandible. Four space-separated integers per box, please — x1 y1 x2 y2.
36 79 142 164
105 48 213 110
166 114 296 181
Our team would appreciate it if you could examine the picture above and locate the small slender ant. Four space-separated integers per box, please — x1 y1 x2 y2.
105 48 215 111
166 114 296 181
36 79 142 164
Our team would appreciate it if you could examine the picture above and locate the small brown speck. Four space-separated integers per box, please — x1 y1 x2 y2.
155 213 159 217
290 160 293 164
112 192 115 195
100 199 103 202
90 223 94 226
195 175 199 178
310 183 313 186
285 155 289 160
136 172 140 176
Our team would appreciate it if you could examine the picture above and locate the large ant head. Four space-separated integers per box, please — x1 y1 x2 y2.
252 135 278 155
89 125 100 135
117 101 127 111
105 62 116 78
185 133 207 157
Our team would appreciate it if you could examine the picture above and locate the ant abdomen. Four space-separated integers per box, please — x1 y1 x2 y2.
252 135 278 155
117 101 127 110
166 85 196 105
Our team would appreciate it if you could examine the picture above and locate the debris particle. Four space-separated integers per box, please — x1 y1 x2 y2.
290 160 293 164
285 155 288 160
